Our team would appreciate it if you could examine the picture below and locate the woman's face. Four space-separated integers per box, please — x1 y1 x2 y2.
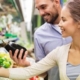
59 6 78 38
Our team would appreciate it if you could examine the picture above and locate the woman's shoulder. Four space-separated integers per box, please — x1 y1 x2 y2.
45 43 71 65
50 43 71 58
59 43 71 49
56 43 71 58
52 43 71 52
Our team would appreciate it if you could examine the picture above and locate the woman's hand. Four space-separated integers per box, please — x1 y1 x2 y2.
9 49 30 67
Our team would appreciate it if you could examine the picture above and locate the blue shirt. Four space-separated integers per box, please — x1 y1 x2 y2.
34 22 72 80
47 62 80 80
67 63 80 80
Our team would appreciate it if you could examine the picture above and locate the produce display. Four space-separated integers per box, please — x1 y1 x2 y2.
0 53 12 68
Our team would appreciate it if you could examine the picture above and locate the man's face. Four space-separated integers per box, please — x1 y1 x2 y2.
35 0 59 24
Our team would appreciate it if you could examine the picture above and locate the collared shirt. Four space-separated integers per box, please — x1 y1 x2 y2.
34 22 72 80
34 22 72 61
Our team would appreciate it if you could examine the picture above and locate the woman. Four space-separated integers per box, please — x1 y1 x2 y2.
0 0 80 80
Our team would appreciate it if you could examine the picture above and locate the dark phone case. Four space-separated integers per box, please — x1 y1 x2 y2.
5 43 27 59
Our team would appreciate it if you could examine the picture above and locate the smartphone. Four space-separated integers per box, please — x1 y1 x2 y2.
5 42 27 59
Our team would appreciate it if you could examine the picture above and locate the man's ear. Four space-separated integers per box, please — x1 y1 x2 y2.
54 0 61 7
54 0 60 4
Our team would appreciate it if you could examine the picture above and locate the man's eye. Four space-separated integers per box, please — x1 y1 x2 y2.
62 19 66 22
41 6 46 9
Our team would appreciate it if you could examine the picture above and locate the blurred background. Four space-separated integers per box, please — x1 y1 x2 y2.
0 0 67 48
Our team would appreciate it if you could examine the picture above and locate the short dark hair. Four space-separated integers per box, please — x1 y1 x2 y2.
65 0 80 22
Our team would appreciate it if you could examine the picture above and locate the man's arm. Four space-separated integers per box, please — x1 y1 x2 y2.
34 32 48 78
34 36 45 62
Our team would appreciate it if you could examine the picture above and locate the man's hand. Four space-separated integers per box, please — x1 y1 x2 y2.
9 49 30 67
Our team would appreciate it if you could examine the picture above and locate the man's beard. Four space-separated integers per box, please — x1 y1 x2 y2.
43 13 59 24
49 13 59 24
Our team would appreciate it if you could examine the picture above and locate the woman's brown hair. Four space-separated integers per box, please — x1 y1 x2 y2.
66 0 80 22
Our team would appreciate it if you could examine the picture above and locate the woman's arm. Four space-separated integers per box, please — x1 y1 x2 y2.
0 47 58 80
0 68 9 78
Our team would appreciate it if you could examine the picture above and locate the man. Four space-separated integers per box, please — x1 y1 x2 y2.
9 0 72 80
34 0 71 79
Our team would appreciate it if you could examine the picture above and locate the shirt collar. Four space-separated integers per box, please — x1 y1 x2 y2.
46 22 61 33
51 24 61 33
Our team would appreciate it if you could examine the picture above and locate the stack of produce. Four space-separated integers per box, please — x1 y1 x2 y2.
0 52 12 68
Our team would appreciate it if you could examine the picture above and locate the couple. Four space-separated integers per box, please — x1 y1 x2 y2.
0 0 80 80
